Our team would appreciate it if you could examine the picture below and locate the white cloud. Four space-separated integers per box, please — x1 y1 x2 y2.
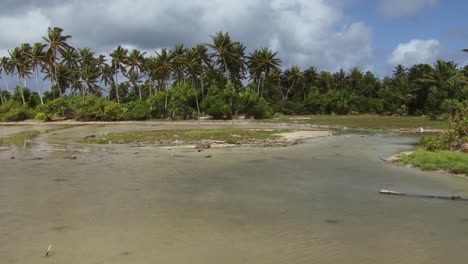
0 0 374 72
380 0 438 18
388 39 441 66
268 1 373 71
0 9 50 57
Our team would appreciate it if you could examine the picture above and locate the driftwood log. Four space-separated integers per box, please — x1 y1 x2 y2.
379 189 467 201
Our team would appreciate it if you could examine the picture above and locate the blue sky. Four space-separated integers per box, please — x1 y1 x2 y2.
0 0 466 79
346 0 467 74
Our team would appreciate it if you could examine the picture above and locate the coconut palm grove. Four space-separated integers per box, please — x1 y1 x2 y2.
0 27 467 121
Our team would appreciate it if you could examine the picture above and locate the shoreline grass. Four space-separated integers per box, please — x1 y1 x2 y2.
399 149 468 175
81 129 288 144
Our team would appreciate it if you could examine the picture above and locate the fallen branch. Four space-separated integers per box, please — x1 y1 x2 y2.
379 189 467 201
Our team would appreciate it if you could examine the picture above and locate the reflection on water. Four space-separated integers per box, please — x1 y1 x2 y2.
0 125 467 264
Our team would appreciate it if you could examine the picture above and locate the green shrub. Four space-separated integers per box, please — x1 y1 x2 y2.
0 101 34 121
167 83 197 119
34 112 47 121
103 101 123 121
420 135 450 151
421 101 468 152
75 96 105 121
202 95 230 119
147 91 169 118
239 92 272 119
38 98 73 120
3 107 34 121
121 101 151 120
304 92 322 114
75 96 124 121
281 101 306 115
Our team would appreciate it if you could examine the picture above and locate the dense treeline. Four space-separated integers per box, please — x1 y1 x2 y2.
0 27 467 121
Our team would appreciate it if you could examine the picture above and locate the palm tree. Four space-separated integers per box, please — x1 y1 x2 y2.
207 31 246 85
125 49 146 100
30 43 46 105
302 67 319 100
170 44 186 84
101 64 115 98
349 67 363 91
182 48 202 115
8 47 28 105
60 46 79 69
153 48 173 92
144 56 157 98
360 71 380 98
425 60 458 86
247 47 281 96
228 42 247 86
194 44 210 100
0 57 12 93
318 71 333 93
207 32 235 76
281 65 303 105
78 48 96 67
332 69 349 91
0 63 4 104
80 64 101 98
42 27 72 96
393 64 408 78
110 45 128 103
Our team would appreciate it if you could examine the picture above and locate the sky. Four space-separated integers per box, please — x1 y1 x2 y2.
0 0 467 77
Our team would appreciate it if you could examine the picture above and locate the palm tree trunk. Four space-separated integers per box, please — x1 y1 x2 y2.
280 81 295 107
114 73 120 103
192 78 200 116
52 49 62 97
257 76 261 95
200 69 205 100
138 85 142 101
81 85 86 100
18 75 25 106
35 68 44 105
222 57 230 83
2 73 10 93
261 73 267 97
137 69 142 101
149 80 153 98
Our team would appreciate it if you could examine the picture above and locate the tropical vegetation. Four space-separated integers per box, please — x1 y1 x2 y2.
0 27 467 122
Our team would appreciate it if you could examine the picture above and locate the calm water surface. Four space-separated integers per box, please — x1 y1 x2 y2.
1 125 467 264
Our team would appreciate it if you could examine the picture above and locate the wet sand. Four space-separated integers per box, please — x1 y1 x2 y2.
1 124 468 264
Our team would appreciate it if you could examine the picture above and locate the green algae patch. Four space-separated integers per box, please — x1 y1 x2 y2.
81 129 288 145
0 130 47 146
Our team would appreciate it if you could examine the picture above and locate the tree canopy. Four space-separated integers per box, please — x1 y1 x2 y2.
0 27 467 122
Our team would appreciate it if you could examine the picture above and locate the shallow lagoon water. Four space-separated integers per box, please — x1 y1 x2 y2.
1 124 468 264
